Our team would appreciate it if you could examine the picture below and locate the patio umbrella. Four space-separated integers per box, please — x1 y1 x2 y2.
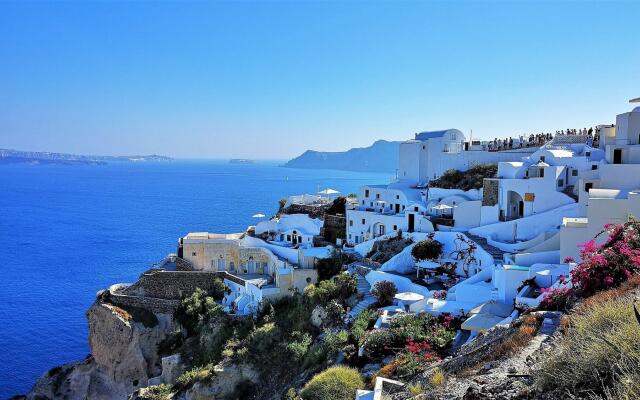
318 188 340 195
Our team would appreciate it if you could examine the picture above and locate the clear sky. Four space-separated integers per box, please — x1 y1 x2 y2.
0 1 638 159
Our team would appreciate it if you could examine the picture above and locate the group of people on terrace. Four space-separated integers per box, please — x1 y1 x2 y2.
487 126 599 152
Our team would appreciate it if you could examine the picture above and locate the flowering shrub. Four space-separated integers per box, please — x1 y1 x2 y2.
432 290 447 300
539 287 575 311
395 339 440 376
570 221 640 295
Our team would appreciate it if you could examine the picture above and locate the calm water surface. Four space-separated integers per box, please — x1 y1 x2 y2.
0 160 391 397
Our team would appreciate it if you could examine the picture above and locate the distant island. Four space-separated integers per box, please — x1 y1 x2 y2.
283 139 400 173
229 158 255 164
0 148 173 165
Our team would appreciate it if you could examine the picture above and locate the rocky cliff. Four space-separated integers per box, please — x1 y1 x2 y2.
283 139 400 173
27 300 174 400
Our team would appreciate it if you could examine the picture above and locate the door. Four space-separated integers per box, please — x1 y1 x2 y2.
614 149 622 164
408 213 415 232
379 224 385 236
395 204 400 213
518 201 524 217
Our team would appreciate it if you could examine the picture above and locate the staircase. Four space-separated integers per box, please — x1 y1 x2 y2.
465 233 506 265
347 269 376 319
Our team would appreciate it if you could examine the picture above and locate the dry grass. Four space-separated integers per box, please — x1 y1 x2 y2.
535 286 640 399
486 314 540 361
370 359 401 386
408 383 425 396
428 368 446 387
105 304 132 322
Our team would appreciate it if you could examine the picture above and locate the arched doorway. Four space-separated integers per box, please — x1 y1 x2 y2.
372 222 385 238
507 190 524 220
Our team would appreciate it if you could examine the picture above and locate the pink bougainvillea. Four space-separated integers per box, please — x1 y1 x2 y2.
570 221 640 295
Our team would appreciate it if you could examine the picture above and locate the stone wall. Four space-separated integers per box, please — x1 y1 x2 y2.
321 214 346 243
279 203 331 219
122 270 224 300
108 292 180 315
482 179 499 206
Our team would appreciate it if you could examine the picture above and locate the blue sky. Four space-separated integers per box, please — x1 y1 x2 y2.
0 1 638 159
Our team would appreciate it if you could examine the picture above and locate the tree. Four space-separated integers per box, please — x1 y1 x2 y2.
411 239 443 261
372 280 398 307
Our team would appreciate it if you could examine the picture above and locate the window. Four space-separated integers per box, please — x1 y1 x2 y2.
365 189 370 197
539 169 545 178
585 182 593 192
422 145 425 150
414 207 418 212
361 218 366 224
362 200 365 205
376 193 380 199
451 133 456 140
591 164 598 170
370 202 373 207
558 179 564 187
280 234 284 241
396 195 400 199
287 235 291 241
393 225 397 230
572 170 578 176
540 156 546 162
585 151 591 157
349 220 353 227
191 252 197 257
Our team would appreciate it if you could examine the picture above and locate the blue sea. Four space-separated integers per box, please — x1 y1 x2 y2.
0 160 391 398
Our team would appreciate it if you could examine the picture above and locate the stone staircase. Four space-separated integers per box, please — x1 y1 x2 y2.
347 269 376 319
465 233 506 265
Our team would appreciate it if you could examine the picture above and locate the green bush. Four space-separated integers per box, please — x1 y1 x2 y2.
372 280 398 307
362 329 403 358
137 384 172 400
300 366 364 400
286 331 313 363
350 308 377 344
390 313 455 350
333 272 357 300
210 278 227 301
173 365 214 391
317 251 344 281
304 272 357 306
411 240 443 261
429 164 497 191
174 288 224 335
158 331 183 356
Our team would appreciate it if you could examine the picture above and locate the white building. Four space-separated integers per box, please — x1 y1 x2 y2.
346 129 538 245
560 101 640 262
255 213 323 246
179 231 318 315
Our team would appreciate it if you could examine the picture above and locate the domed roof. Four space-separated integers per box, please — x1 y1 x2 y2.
633 106 640 113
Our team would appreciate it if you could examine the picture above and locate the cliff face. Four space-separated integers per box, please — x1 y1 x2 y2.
284 139 400 173
28 301 174 400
